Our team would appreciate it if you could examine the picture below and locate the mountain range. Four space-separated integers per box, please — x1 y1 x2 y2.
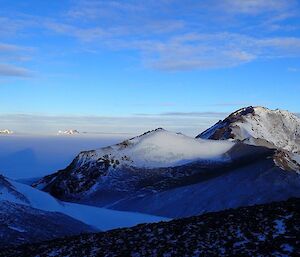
1 106 300 253
32 106 300 218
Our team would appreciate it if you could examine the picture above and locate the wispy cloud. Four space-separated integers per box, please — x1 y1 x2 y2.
0 16 28 37
0 43 24 52
66 1 146 20
0 64 32 77
217 0 296 15
129 33 300 71
0 42 34 77
288 67 300 72
1 0 299 72
44 22 110 42
38 0 300 71
136 112 228 118
208 103 252 107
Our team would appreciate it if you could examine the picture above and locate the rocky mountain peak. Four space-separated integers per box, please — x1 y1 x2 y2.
197 106 300 154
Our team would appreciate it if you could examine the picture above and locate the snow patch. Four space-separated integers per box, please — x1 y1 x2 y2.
274 219 286 235
8 226 26 233
1 178 169 231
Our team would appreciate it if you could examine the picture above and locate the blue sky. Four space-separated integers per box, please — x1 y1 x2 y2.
0 0 300 135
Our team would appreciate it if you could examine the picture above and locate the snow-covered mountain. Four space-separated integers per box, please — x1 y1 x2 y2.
32 126 300 218
64 128 235 169
32 128 256 202
197 106 300 154
3 198 299 256
0 129 13 135
2 106 300 251
58 129 80 135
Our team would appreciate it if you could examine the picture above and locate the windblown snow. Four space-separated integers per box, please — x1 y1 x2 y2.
80 129 234 169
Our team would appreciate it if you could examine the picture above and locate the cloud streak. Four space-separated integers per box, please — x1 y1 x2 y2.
136 112 228 118
0 113 224 137
218 0 296 15
38 0 300 71
0 43 33 77
1 0 299 72
128 33 300 71
0 64 31 77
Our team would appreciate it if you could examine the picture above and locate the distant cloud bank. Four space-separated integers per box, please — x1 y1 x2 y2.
2 109 298 136
0 112 228 137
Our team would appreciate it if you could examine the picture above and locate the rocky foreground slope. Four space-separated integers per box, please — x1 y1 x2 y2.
2 198 299 257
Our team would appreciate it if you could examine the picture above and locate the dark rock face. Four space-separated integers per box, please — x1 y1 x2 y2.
2 198 299 257
0 201 95 248
32 154 111 200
